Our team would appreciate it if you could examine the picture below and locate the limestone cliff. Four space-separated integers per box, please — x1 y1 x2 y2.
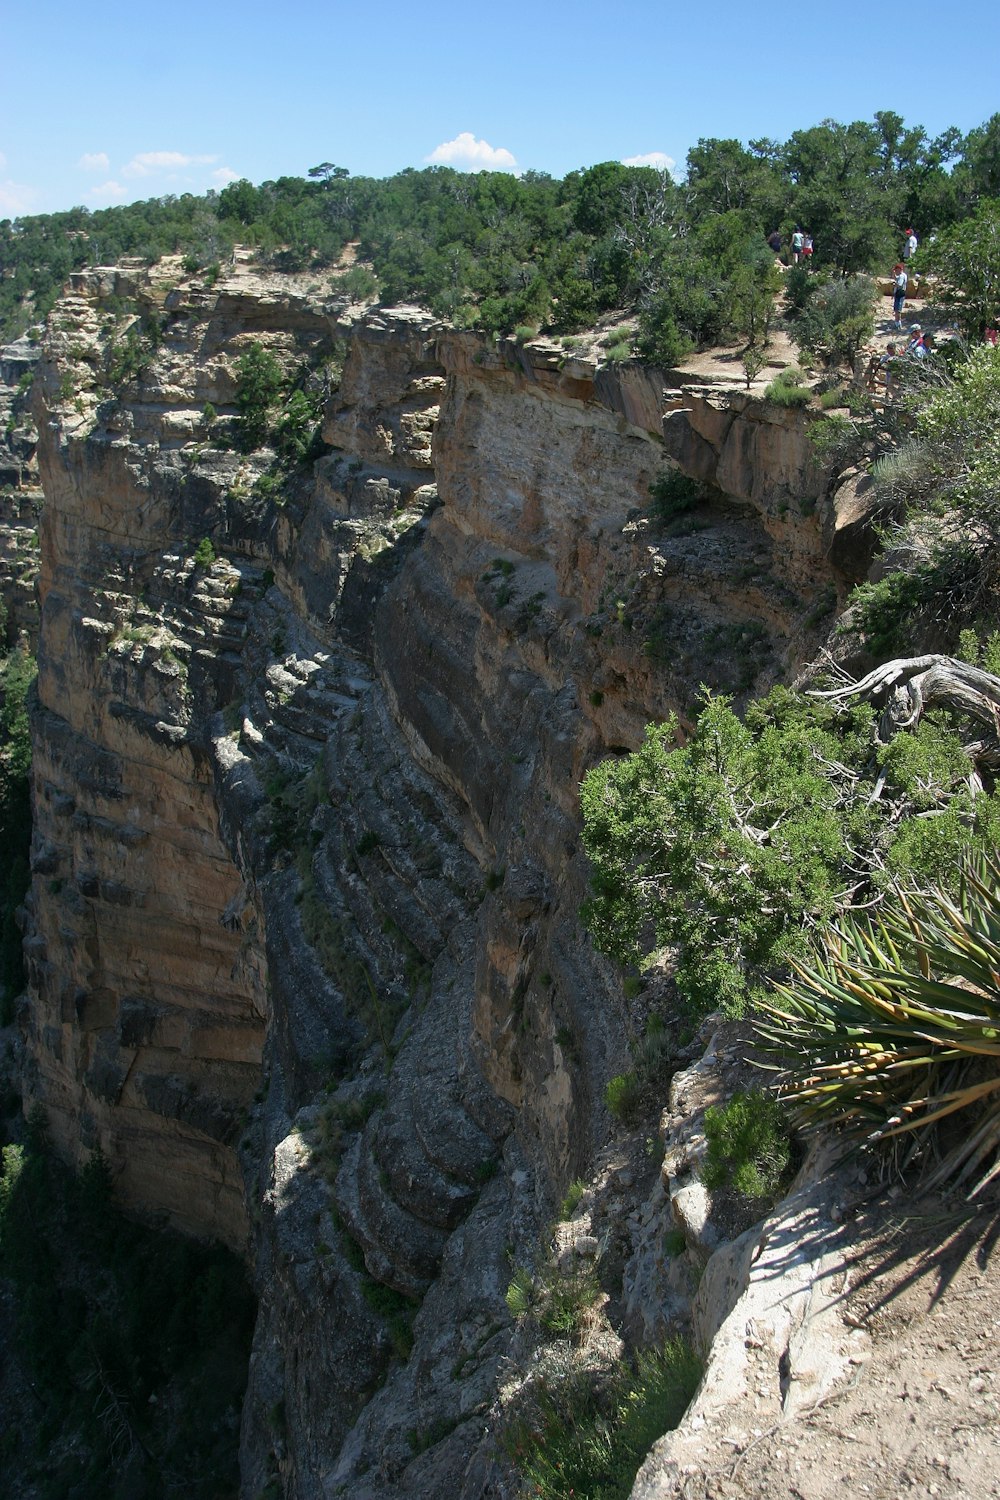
19 259 866 1497
0 335 42 644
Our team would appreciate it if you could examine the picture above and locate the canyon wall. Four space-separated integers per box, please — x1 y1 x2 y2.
20 260 865 1496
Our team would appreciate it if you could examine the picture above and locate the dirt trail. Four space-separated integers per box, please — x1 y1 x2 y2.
665 1187 1000 1500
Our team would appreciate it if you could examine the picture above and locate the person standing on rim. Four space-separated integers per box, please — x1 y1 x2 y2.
892 263 908 330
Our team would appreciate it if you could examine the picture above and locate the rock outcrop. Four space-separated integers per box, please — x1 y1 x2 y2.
0 335 42 644
19 259 868 1496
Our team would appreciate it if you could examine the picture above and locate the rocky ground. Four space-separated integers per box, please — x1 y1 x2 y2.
641 1182 1000 1500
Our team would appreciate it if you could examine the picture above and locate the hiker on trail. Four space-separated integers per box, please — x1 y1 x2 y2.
791 228 804 264
767 229 783 256
906 325 927 358
892 264 908 329
903 228 918 261
803 234 814 260
881 343 900 402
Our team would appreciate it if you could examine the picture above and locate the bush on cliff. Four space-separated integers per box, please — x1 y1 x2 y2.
235 340 285 451
580 685 1000 1020
759 852 1000 1196
0 641 35 1024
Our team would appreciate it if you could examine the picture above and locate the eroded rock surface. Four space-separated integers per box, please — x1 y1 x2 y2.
19 260 865 1496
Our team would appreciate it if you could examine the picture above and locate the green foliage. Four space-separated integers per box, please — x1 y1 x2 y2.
559 1179 586 1219
0 642 35 1022
924 199 1000 339
505 1266 536 1319
728 245 783 347
808 412 864 468
604 1071 642 1122
102 325 152 388
848 346 1000 647
273 387 323 463
505 1259 601 1338
341 264 378 302
741 344 768 389
234 340 285 451
581 684 1000 1023
192 535 216 568
763 367 812 406
700 1090 792 1199
817 385 848 409
509 1341 701 1500
0 1126 255 1497
759 854 1000 1195
0 113 995 346
793 276 877 366
582 690 874 1017
648 468 704 522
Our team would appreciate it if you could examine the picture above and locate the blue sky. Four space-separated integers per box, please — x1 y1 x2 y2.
3 0 999 217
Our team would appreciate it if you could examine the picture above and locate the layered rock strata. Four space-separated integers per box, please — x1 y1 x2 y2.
21 260 867 1495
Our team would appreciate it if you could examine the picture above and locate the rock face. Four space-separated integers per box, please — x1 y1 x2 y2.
19 260 865 1496
0 336 42 644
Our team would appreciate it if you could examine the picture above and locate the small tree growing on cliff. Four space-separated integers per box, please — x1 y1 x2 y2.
235 341 284 451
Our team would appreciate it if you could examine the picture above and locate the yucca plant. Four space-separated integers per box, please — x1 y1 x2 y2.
757 855 1000 1197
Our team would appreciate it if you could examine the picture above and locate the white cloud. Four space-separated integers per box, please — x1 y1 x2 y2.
621 151 676 174
122 150 219 179
212 167 238 186
86 180 127 202
0 179 40 216
78 151 110 173
425 132 517 172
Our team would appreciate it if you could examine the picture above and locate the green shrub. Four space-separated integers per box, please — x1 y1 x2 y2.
817 386 847 409
700 1090 792 1199
808 412 863 467
604 1071 641 1122
759 854 1000 1195
559 1180 586 1219
794 276 876 366
509 1340 701 1500
341 264 378 302
273 387 323 463
741 344 768 389
505 1259 601 1337
193 536 216 568
784 264 818 316
580 683 1000 1023
103 325 153 388
764 368 812 406
235 340 284 451
649 468 703 522
846 544 978 657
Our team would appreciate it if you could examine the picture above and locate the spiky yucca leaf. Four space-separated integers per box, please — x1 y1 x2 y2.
757 855 1000 1195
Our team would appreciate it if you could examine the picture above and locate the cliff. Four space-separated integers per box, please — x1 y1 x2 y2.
18 258 869 1496
0 334 42 646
